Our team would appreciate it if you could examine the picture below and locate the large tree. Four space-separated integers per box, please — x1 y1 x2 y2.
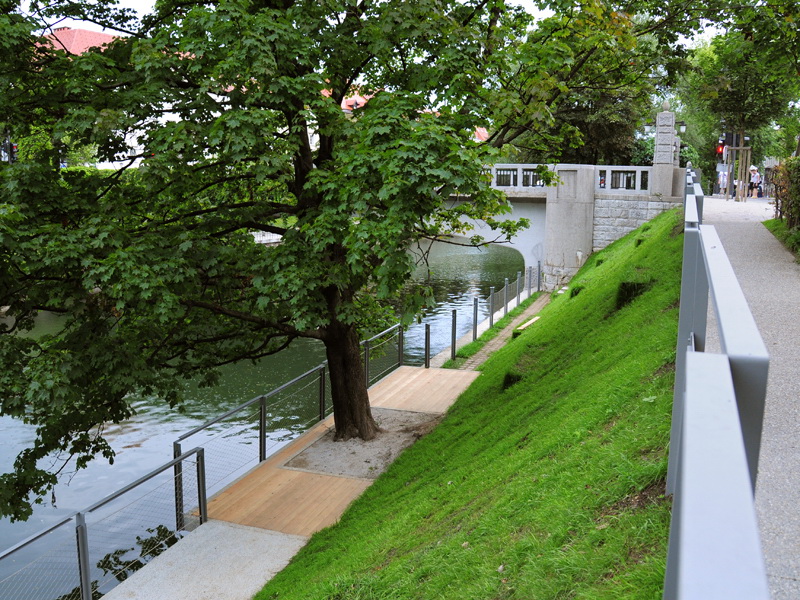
0 0 708 520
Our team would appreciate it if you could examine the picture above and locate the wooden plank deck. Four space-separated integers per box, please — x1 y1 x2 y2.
207 366 479 537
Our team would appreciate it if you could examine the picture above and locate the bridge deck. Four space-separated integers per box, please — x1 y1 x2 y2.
206 366 479 537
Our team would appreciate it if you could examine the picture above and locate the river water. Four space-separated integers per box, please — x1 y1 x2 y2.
0 241 523 553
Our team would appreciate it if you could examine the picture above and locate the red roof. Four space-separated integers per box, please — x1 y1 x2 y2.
474 127 489 142
46 27 117 55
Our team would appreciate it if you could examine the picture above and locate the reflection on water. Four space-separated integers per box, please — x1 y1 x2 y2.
0 240 523 554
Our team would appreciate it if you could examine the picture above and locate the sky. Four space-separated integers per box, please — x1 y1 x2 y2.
53 0 544 33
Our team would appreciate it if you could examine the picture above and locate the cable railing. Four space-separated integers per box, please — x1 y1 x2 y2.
0 448 207 600
0 277 538 600
662 167 770 599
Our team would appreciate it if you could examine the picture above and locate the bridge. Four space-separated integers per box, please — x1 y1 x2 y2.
474 105 688 289
474 161 686 290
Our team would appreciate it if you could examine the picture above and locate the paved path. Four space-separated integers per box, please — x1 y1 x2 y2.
459 293 550 370
104 367 479 600
701 195 800 600
428 290 550 369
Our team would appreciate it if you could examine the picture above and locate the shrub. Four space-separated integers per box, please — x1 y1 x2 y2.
773 157 800 230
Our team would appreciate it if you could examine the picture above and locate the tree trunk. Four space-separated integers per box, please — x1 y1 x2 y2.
323 320 380 441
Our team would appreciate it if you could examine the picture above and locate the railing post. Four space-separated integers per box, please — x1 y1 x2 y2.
196 448 208 524
424 324 431 369
516 270 521 306
75 512 92 600
173 441 185 531
363 340 370 387
397 326 404 367
473 297 478 341
259 397 267 462
489 286 495 328
451 309 457 361
537 261 541 292
504 277 509 317
319 365 326 421
527 266 532 296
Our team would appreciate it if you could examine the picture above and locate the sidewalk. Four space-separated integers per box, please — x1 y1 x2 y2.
701 195 800 600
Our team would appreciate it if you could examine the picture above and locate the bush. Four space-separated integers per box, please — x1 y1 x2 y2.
773 157 800 230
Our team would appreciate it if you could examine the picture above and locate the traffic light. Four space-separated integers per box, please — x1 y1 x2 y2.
9 143 18 163
716 142 725 155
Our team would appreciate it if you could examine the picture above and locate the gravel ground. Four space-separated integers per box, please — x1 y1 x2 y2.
702 195 800 599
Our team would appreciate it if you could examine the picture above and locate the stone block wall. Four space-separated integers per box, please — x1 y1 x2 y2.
592 195 680 252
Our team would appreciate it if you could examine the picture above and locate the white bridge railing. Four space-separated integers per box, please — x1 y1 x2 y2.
663 168 770 599
488 163 652 194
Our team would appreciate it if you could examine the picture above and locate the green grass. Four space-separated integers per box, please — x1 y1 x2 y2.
763 218 800 260
257 209 684 600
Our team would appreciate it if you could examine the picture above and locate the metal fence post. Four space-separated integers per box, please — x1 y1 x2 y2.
527 266 532 296
363 340 370 386
489 286 495 328
319 365 326 421
398 326 404 367
424 324 431 369
75 512 92 600
196 448 208 524
172 441 185 531
259 397 267 462
537 261 541 292
451 309 457 361
504 278 509 317
516 270 521 305
473 297 478 341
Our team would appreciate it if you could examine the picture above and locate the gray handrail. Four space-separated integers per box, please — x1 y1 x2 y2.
83 447 206 517
362 323 401 345
663 168 770 600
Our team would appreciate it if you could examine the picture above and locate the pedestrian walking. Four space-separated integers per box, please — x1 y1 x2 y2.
749 166 761 199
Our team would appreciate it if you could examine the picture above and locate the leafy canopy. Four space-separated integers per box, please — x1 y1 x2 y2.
0 0 721 520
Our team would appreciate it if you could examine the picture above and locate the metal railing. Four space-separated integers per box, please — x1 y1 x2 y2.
662 168 770 599
0 448 207 600
0 326 405 600
172 325 404 511
487 264 540 328
488 163 653 195
596 165 652 193
408 264 541 366
490 163 549 189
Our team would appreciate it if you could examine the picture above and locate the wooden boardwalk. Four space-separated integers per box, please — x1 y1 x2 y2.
206 366 479 537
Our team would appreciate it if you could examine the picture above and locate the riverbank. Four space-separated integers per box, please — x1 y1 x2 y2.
257 208 682 598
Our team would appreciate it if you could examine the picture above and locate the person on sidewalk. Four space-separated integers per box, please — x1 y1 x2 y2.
749 165 761 199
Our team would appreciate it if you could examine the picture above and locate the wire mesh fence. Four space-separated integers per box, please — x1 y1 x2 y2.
174 365 331 498
405 264 541 365
363 325 403 387
0 279 536 599
0 519 80 600
0 450 205 600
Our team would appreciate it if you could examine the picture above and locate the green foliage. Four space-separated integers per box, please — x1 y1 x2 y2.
773 157 800 231
256 209 683 599
681 32 799 140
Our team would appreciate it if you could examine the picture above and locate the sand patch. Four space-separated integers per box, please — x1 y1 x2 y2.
284 407 441 479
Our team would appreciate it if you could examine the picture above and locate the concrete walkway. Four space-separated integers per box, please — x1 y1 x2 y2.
701 195 800 600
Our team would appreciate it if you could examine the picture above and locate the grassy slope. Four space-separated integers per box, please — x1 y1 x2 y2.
257 209 684 600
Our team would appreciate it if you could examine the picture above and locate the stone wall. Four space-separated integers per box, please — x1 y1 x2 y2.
592 195 680 252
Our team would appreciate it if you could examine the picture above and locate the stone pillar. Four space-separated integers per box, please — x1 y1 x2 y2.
653 102 676 198
542 165 595 290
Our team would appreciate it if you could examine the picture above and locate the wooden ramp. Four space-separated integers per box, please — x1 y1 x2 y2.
207 366 479 537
